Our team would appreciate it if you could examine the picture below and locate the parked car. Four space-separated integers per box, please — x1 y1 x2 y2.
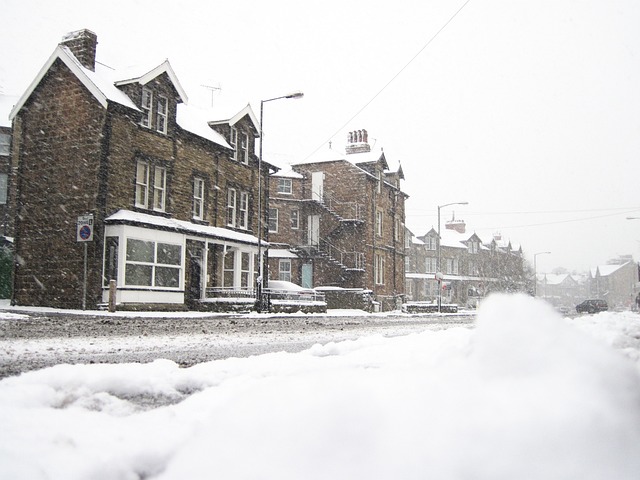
576 299 608 314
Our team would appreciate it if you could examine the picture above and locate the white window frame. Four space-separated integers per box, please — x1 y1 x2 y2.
193 177 205 220
230 127 238 160
156 95 168 134
291 209 299 229
279 259 292 282
141 88 152 128
239 191 249 229
124 238 182 289
268 208 278 233
153 166 166 212
426 236 437 250
426 257 437 274
376 209 383 236
135 160 149 208
227 188 237 227
240 132 249 164
277 178 292 195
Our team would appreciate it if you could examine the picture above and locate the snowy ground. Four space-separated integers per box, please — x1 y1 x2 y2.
1 294 640 479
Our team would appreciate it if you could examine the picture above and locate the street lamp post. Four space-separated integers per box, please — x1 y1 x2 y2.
533 251 551 297
437 201 468 313
256 91 304 312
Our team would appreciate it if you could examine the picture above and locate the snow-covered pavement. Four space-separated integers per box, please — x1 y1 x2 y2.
1 294 640 479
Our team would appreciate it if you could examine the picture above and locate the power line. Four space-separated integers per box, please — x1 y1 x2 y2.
301 0 474 161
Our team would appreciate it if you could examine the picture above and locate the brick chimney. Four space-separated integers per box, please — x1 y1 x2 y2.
345 129 371 155
60 29 98 71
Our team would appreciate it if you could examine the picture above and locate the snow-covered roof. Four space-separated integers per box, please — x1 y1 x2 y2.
8 40 249 150
207 103 260 137
10 45 140 120
0 95 19 128
272 166 304 179
591 262 630 278
113 59 188 104
176 104 231 149
269 249 298 259
105 209 265 247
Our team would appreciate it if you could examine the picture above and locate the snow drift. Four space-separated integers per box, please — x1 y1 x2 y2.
1 293 640 479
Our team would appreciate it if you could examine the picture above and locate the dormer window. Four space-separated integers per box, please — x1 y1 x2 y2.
140 88 169 135
156 96 168 134
141 88 152 128
277 178 292 194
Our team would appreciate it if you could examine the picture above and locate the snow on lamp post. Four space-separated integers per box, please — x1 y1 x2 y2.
533 251 551 297
256 91 304 312
437 201 468 313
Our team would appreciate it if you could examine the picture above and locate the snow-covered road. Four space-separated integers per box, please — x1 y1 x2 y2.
0 307 474 379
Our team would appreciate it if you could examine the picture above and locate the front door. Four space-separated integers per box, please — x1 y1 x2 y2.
187 254 203 304
301 263 313 288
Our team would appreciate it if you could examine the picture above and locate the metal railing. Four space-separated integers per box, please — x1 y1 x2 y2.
319 191 364 221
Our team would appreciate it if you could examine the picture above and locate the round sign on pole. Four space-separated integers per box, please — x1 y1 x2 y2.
435 272 444 281
76 214 94 242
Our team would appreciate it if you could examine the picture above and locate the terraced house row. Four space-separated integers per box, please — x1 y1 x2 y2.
2 29 409 311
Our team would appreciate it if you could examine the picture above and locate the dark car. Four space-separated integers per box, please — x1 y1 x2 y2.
576 299 608 314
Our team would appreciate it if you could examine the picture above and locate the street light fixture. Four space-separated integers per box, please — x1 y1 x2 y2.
256 91 304 312
533 251 551 297
437 201 468 313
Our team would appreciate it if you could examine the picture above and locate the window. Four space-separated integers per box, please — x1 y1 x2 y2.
268 208 278 233
239 191 249 229
376 210 383 236
0 132 10 156
279 259 292 282
135 161 149 208
193 177 205 220
141 88 152 128
153 167 166 211
291 209 299 229
377 171 382 194
230 127 238 160
405 256 411 273
277 178 292 194
445 258 459 275
0 174 7 205
468 260 479 276
375 253 385 285
156 96 168 133
240 132 249 164
468 240 479 254
426 257 437 274
227 188 237 227
125 239 181 288
425 236 437 250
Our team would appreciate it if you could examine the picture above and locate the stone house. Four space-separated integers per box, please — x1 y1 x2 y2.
267 130 407 310
405 218 528 307
535 273 586 308
588 258 639 309
9 29 271 310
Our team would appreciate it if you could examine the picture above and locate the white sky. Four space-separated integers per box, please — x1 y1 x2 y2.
1 0 639 273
